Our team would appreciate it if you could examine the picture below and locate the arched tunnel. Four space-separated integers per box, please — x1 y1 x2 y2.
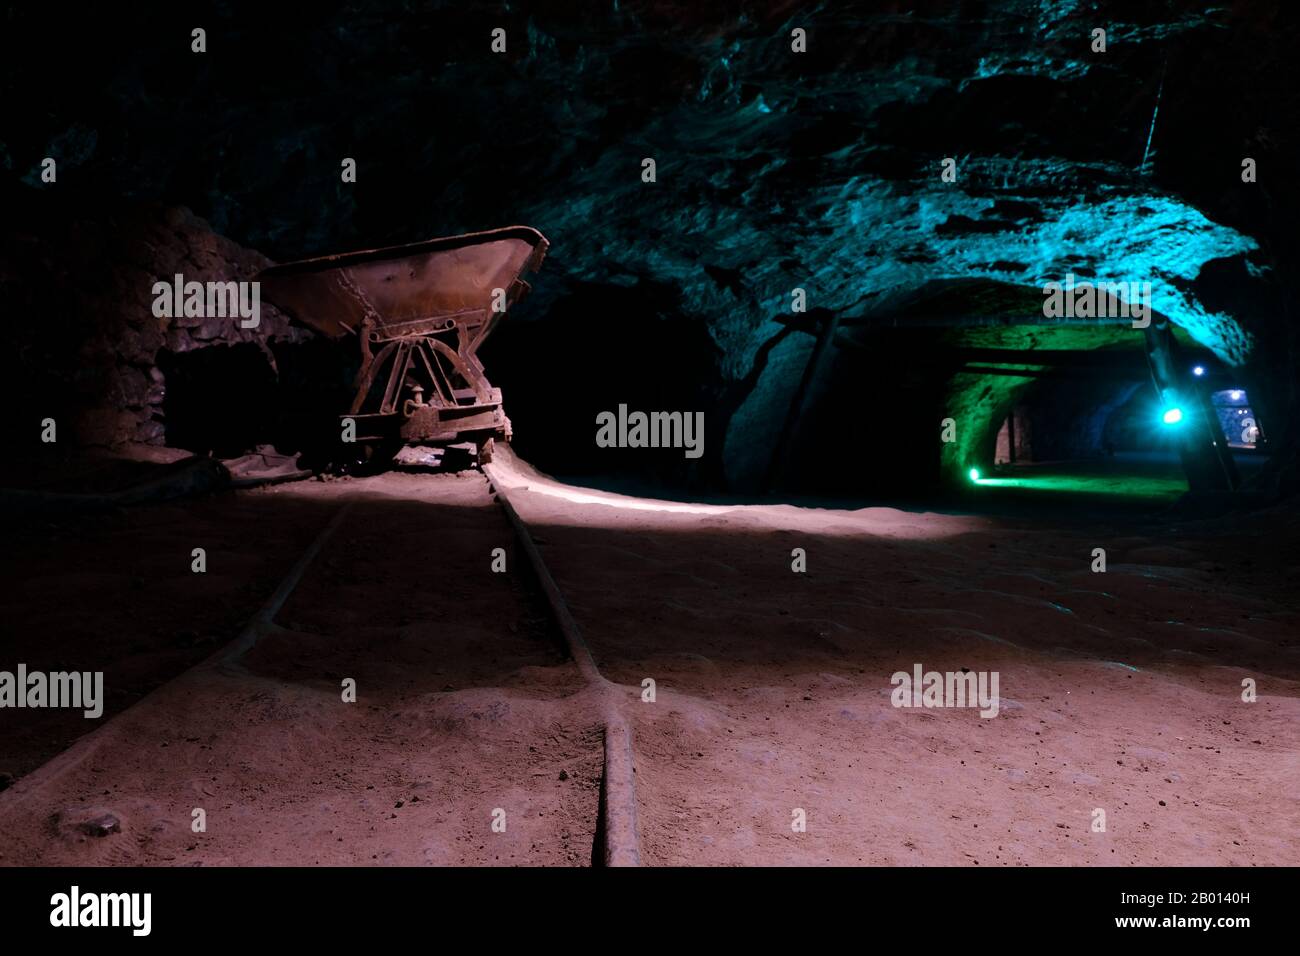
1 0 1298 893
736 276 1273 506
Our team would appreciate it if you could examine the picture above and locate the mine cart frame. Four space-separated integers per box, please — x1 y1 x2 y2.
347 305 510 451
258 226 549 464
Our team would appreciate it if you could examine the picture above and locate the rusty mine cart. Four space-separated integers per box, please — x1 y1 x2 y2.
259 226 548 467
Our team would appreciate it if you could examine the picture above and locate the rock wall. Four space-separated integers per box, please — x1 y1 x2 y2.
3 1 1298 492
1 204 310 454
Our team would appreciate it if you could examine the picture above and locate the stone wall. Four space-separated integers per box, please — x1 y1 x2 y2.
1 204 311 454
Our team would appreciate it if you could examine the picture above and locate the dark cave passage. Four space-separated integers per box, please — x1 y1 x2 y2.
155 344 279 458
480 280 725 489
155 340 354 461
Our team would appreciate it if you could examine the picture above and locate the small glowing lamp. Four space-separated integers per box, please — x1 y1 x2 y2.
1192 365 1205 377
1162 407 1184 425
968 467 981 482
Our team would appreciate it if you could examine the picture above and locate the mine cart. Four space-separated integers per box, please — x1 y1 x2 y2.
258 226 548 465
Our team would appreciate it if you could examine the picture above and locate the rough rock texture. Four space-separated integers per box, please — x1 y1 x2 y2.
2 1 1297 490
0 205 308 451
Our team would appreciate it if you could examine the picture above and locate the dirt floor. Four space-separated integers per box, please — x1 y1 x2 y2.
490 452 1300 866
0 488 325 780
0 473 600 866
1 454 1297 866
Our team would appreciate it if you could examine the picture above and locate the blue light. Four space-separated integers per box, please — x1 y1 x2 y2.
1193 365 1205 377
1162 407 1184 425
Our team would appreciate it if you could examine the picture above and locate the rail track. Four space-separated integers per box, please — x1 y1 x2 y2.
482 461 640 866
0 456 640 867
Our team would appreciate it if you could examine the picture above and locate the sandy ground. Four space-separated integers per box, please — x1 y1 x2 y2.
0 473 600 866
1 454 1297 866
0 490 326 779
490 451 1300 866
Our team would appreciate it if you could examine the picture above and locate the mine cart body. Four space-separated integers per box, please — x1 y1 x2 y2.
258 226 548 459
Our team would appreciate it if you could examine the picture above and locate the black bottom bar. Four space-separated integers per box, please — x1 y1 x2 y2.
0 866 1286 942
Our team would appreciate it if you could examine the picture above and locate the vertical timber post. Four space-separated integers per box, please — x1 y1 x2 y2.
765 310 841 493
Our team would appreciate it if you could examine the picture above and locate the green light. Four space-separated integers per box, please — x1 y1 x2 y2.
968 467 981 482
1161 407 1184 425
970 472 1186 500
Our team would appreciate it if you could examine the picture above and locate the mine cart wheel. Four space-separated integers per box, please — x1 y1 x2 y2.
476 437 495 466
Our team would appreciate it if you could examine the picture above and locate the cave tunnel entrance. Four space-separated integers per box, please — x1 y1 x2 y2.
480 280 724 494
781 335 1197 508
980 368 1191 504
156 344 279 458
156 339 354 462
767 279 1267 512
976 355 1271 504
